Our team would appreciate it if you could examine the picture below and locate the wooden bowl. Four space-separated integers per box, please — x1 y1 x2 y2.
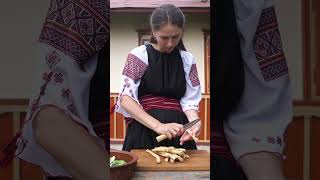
110 149 138 180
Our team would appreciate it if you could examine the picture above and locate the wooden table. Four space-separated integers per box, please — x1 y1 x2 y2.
132 171 210 179
130 149 210 179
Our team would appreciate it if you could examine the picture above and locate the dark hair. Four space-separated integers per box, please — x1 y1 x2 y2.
149 4 186 51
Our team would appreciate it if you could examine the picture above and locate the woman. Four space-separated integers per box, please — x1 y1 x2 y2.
115 4 202 151
213 0 292 180
0 1 109 179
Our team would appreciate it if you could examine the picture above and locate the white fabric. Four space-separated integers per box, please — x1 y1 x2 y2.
115 45 202 118
115 45 148 117
180 51 202 112
225 0 293 160
16 43 104 177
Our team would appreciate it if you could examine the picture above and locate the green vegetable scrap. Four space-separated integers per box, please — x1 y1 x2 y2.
110 156 127 167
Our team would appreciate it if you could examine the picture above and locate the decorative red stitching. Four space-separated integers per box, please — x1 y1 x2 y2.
267 136 275 144
253 6 288 81
45 51 61 69
122 54 147 81
252 137 261 143
54 73 64 83
189 64 200 87
61 88 71 99
39 0 109 65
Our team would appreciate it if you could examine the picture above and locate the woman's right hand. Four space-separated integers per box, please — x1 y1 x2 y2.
154 123 184 140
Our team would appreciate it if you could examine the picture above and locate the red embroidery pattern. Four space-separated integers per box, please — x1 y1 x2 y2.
31 100 40 113
122 54 147 81
26 72 54 124
39 85 47 96
129 89 135 99
54 73 64 83
45 51 61 69
61 88 71 99
276 136 282 146
189 64 200 87
251 137 261 143
188 104 199 108
253 6 288 81
39 0 109 65
124 78 131 88
267 136 275 144
42 72 51 81
251 136 282 146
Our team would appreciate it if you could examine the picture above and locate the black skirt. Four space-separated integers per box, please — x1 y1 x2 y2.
122 109 197 151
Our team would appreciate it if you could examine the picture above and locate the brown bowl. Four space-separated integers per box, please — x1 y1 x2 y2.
110 149 138 180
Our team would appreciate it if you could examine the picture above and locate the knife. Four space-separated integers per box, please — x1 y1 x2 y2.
156 119 200 142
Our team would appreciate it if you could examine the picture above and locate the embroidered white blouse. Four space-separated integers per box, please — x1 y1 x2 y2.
224 0 293 160
115 45 202 118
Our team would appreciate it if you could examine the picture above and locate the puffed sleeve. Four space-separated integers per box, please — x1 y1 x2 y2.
180 51 202 112
115 45 148 117
224 0 293 160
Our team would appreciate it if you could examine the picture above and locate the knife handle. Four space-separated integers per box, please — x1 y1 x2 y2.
156 134 167 142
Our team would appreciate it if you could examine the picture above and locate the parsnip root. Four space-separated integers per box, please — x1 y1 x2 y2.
147 146 190 164
146 149 161 163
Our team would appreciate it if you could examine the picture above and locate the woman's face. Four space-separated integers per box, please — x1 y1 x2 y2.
153 23 183 53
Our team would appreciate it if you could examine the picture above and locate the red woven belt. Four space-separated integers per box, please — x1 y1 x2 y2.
139 94 182 112
124 95 182 124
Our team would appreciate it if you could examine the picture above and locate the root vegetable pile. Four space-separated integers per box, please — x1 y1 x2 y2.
146 146 190 164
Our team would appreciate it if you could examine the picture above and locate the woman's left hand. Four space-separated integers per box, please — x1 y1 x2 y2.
179 120 201 145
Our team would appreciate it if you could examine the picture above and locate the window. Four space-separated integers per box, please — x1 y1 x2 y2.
137 29 151 46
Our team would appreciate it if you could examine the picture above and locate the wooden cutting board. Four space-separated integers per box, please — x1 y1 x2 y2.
130 149 210 171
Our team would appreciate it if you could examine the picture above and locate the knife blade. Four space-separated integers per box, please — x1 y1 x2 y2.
156 119 200 142
182 119 200 131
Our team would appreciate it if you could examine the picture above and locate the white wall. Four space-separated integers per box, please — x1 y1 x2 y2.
0 1 303 99
275 0 303 99
110 13 210 93
184 14 210 94
0 1 50 98
110 14 144 93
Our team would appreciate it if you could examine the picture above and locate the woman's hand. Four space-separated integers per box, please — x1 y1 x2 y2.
179 120 201 145
154 123 184 140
